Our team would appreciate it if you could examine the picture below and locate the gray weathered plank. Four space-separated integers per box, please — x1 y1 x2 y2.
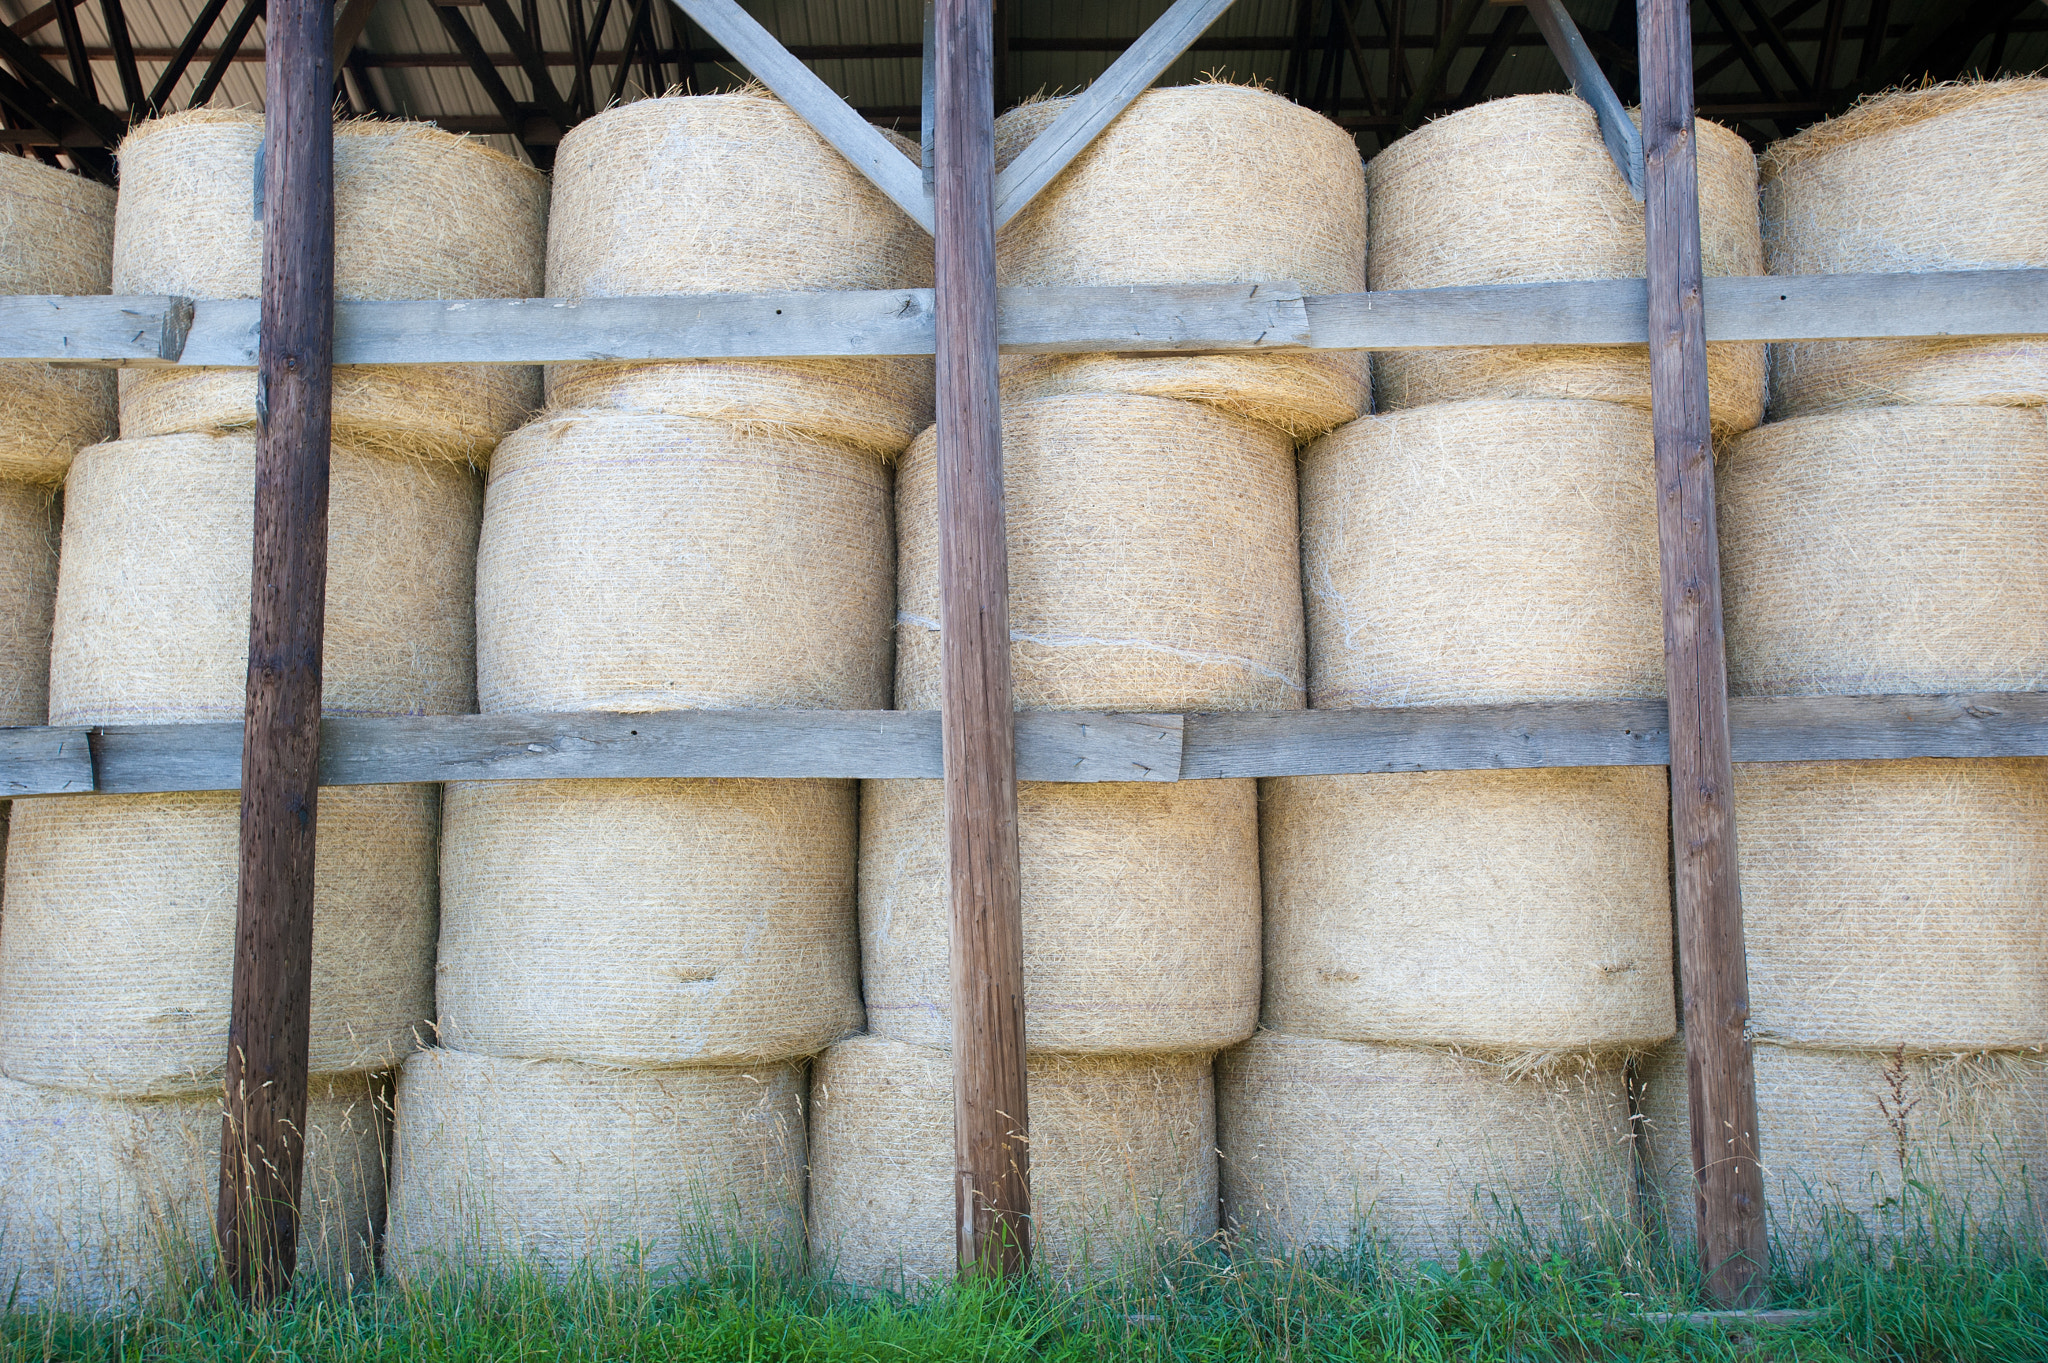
668 0 935 232
1728 691 2048 763
1179 700 1674 778
1522 0 1645 198
0 295 193 365
1306 278 1652 350
991 0 1240 229
1015 711 1181 781
0 726 94 795
999 282 1309 353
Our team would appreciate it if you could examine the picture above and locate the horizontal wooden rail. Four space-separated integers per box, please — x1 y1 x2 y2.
2 692 2041 797
2 270 2041 367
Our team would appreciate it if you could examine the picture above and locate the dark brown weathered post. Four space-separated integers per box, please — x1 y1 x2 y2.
1638 0 1768 1308
934 0 1030 1276
217 0 335 1306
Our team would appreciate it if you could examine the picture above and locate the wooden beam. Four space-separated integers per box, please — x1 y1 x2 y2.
934 0 1029 1280
991 0 1239 229
1519 0 1644 198
0 294 194 362
1640 0 1768 1310
330 0 384 65
433 2 552 167
1401 0 1483 130
96 0 144 116
669 0 934 232
148 0 231 109
0 17 124 143
216 0 333 1307
476 0 573 127
185 0 263 110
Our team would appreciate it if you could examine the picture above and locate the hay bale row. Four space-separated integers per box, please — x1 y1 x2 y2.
1219 1032 1635 1258
385 1049 807 1280
1638 1039 2048 1254
1367 94 1764 437
113 111 547 461
0 155 116 483
993 84 1369 438
858 779 1259 1054
435 777 863 1067
809 1036 1216 1286
0 1074 385 1309
1762 79 2048 419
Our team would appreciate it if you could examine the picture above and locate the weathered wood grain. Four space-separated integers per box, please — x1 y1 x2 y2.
1180 701 1672 777
0 294 193 364
1705 270 2048 342
1641 0 1768 1310
1000 282 1309 353
0 725 93 795
1730 692 2048 763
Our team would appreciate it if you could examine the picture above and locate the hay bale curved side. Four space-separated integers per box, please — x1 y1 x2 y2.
0 155 115 482
477 411 893 714
113 111 547 461
386 1049 806 1279
1733 758 2048 1053
0 481 58 726
1301 400 1662 708
993 86 1368 438
0 1074 386 1309
896 394 1303 712
1262 768 1674 1054
50 432 479 726
1367 95 1763 436
1219 1031 1634 1258
859 779 1259 1054
0 786 437 1096
809 1036 1217 1287
1762 80 2048 418
437 777 863 1067
1718 407 2048 698
545 93 933 453
1638 1038 2048 1254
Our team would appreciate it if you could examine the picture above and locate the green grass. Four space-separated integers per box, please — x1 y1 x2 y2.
6 1212 2047 1363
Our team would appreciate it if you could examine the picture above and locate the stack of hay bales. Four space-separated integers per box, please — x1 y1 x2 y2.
0 114 541 1308
814 82 1358 1285
387 91 922 1279
1641 88 2048 1248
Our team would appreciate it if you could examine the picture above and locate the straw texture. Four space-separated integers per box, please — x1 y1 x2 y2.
545 92 932 453
0 155 115 482
437 777 863 1067
896 394 1303 711
386 1049 807 1279
1718 407 2048 697
1762 80 2048 419
0 479 58 726
1301 400 1662 708
114 110 546 461
1220 1032 1635 1257
809 1036 1217 1286
1368 95 1764 436
993 86 1368 438
0 1074 387 1309
1639 1039 2048 1252
1733 758 2048 1053
0 786 437 1096
50 433 479 725
859 779 1259 1054
1261 768 1674 1054
478 411 893 714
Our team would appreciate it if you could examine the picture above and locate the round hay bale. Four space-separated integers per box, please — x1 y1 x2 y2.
386 1048 806 1278
1300 399 1661 708
859 778 1259 1054
0 1074 386 1309
1261 767 1674 1054
545 92 932 454
1733 757 2048 1054
113 111 547 462
896 394 1303 711
437 777 863 1067
50 432 478 726
808 1035 1217 1286
1218 1031 1635 1257
1367 94 1764 437
0 785 437 1096
0 479 58 726
0 155 114 483
477 410 893 714
1638 1038 2048 1253
1718 407 2048 697
992 85 1368 438
1761 79 2048 420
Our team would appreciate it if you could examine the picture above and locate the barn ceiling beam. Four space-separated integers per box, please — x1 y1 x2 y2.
149 0 231 109
1843 0 2040 108
1732 0 1815 97
1401 0 1483 130
476 0 575 127
98 0 145 115
432 0 556 165
0 14 123 143
185 0 264 108
1700 0 1784 104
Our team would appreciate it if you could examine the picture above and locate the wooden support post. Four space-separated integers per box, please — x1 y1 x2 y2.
216 0 334 1307
1639 0 1768 1309
934 0 1029 1278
